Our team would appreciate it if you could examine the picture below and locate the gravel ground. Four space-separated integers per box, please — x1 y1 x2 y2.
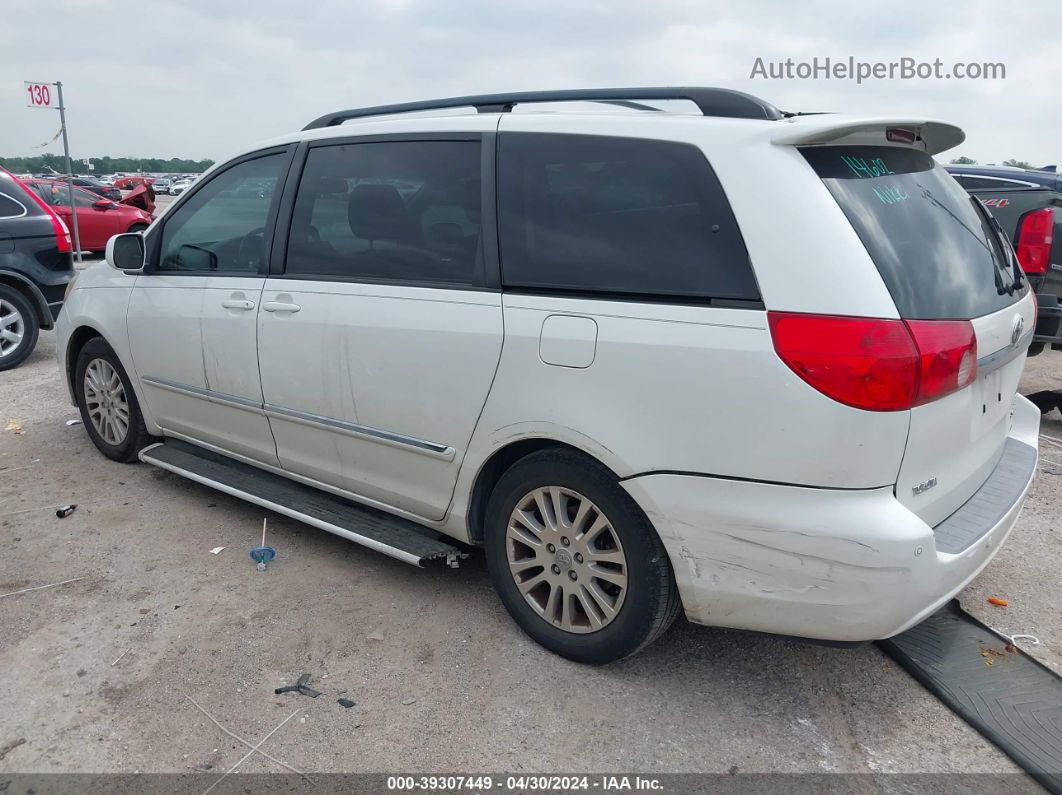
0 326 1059 780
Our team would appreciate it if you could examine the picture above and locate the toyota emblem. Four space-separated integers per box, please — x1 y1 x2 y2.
1011 315 1025 345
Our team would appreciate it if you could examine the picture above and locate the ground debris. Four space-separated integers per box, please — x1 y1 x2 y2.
987 597 1009 607
4 420 24 435
0 576 85 599
0 737 26 760
979 643 1018 666
275 673 321 698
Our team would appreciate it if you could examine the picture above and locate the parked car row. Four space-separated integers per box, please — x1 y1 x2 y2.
21 175 123 202
103 174 198 194
20 179 153 252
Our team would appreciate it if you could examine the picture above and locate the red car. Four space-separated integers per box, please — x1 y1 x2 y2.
22 180 153 253
114 176 156 190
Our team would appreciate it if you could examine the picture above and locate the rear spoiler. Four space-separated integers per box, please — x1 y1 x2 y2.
773 117 965 156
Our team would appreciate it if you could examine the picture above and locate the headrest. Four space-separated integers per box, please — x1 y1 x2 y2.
347 183 410 242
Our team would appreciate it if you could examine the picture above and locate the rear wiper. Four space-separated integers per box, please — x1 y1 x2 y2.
918 184 994 257
989 214 1026 289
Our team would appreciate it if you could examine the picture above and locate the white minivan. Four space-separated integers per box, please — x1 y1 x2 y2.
56 88 1039 663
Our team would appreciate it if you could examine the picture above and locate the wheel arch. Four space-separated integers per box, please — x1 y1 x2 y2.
0 269 52 330
65 324 109 396
466 437 621 545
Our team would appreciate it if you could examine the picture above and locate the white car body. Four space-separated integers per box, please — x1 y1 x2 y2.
56 94 1039 647
168 179 193 196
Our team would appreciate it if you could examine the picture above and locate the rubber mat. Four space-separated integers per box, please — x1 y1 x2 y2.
878 600 1062 794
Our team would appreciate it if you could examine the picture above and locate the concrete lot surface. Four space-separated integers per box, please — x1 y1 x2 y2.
0 324 1059 780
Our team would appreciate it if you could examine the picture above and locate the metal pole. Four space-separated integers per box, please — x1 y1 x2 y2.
55 81 82 264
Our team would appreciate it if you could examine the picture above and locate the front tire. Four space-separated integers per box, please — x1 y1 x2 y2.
0 285 39 371
484 449 681 664
74 338 152 462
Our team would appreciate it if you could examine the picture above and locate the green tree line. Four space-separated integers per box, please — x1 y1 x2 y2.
949 156 1038 169
0 154 214 174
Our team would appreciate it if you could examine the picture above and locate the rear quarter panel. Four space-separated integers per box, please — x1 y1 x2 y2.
453 295 910 499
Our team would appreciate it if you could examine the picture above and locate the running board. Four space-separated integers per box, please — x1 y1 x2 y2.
139 440 468 568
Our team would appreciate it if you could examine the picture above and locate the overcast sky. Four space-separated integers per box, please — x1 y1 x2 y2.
3 0 1058 167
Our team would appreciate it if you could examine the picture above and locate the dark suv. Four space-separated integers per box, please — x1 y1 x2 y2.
0 168 76 370
946 164 1062 356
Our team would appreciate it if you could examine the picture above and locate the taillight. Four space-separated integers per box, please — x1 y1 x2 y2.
1015 208 1054 274
905 320 977 405
13 176 71 253
768 312 977 412
54 215 72 254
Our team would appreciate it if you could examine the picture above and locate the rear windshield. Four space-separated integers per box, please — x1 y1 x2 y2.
802 145 1025 319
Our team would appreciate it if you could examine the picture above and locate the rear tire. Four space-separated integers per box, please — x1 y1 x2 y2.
0 285 39 371
484 449 681 664
74 337 152 462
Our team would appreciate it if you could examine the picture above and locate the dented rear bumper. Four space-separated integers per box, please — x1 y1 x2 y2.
622 395 1040 642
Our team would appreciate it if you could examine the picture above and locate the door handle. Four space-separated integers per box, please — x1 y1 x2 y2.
221 299 255 310
263 301 301 313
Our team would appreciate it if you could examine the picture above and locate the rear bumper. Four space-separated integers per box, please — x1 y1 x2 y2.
1032 292 1062 346
622 395 1041 642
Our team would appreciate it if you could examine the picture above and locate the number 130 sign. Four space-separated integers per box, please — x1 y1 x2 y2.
25 82 55 108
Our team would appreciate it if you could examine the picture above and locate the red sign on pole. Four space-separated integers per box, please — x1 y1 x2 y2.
25 82 55 108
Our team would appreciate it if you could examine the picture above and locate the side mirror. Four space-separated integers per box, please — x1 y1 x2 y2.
105 232 145 274
93 199 114 210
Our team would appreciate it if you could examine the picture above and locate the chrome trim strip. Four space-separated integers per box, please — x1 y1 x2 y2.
138 442 423 566
141 375 264 412
264 403 456 460
161 429 446 525
142 375 455 460
976 327 1034 377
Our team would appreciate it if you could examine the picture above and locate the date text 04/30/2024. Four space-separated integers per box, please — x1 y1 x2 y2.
386 775 664 791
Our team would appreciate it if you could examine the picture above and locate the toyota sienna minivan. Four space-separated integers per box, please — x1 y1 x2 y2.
56 88 1039 663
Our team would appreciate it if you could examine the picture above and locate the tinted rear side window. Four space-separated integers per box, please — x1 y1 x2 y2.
803 146 1025 319
286 141 483 286
0 192 26 218
498 133 758 302
955 175 1029 190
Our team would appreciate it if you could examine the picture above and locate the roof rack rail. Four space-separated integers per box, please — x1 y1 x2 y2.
302 87 782 130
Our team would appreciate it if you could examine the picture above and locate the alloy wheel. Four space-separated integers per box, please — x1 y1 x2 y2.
0 298 24 359
83 358 130 445
505 486 628 633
